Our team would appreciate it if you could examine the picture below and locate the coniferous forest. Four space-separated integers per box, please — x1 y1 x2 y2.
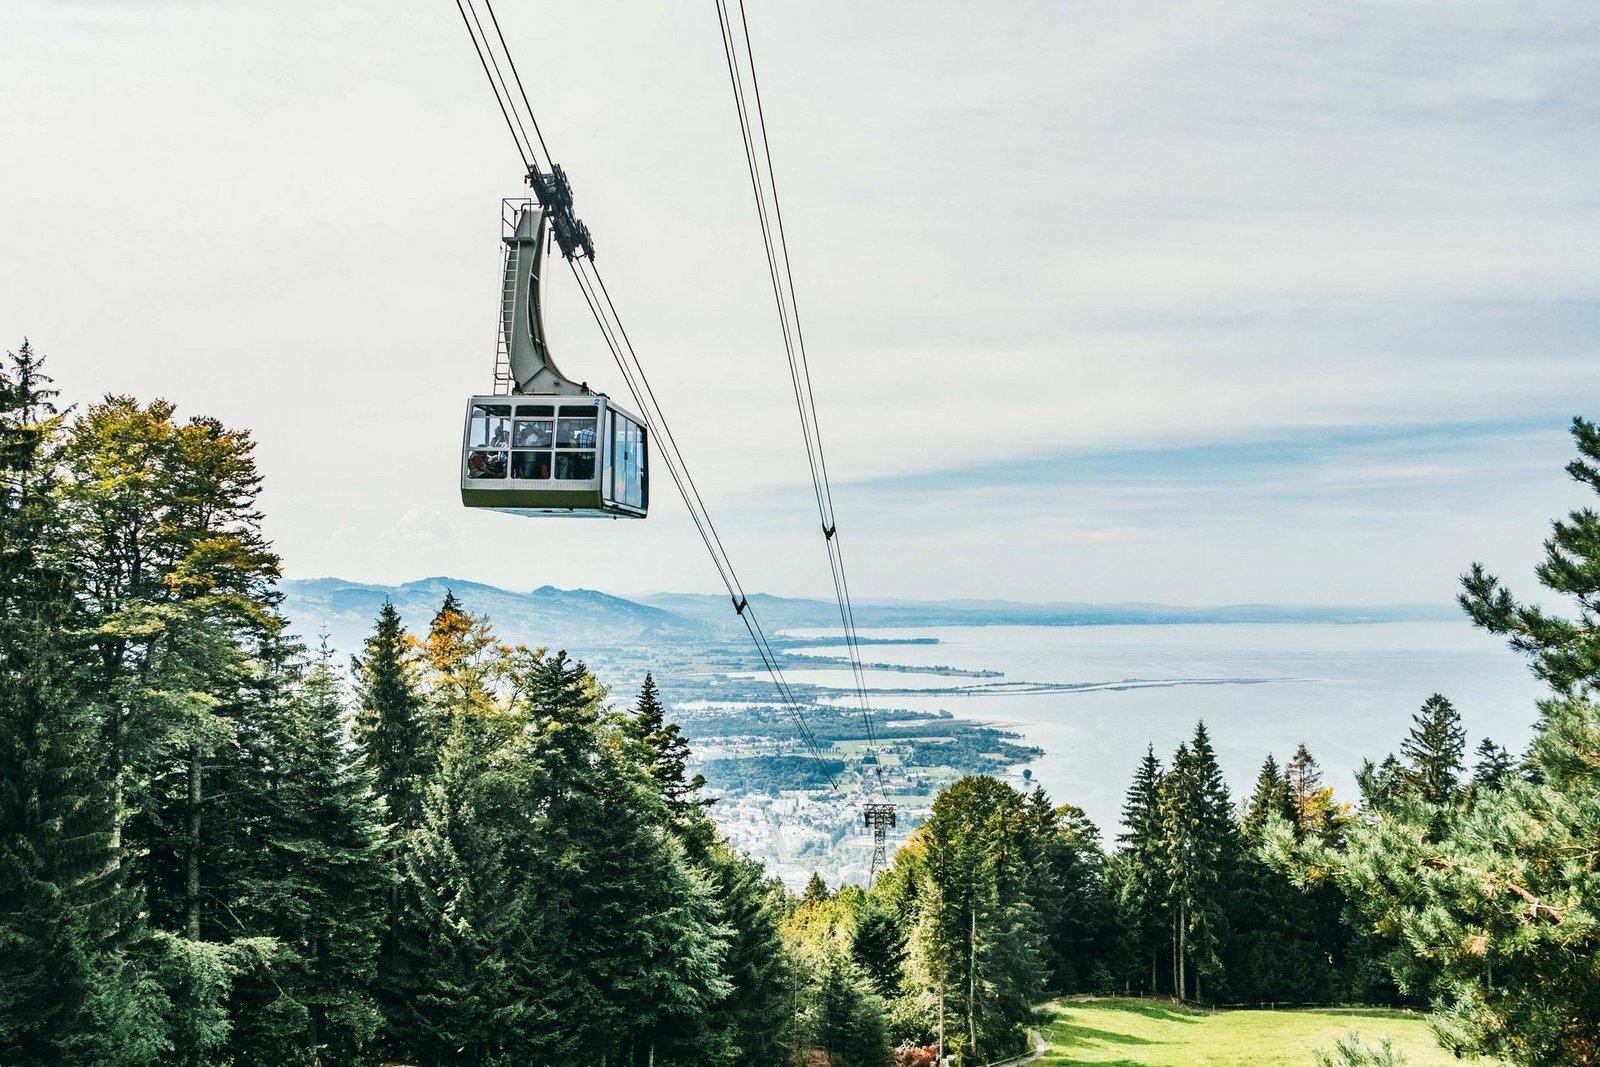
4 338 1599 1067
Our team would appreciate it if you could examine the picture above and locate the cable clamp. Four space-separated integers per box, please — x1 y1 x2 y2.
823 523 836 541
733 596 749 616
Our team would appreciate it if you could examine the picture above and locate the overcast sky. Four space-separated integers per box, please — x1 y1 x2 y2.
4 0 1597 605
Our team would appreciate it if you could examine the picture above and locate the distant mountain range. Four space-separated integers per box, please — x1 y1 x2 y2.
280 576 1460 658
280 577 700 657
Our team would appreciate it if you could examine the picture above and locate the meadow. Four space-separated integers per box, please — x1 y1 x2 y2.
1037 998 1488 1067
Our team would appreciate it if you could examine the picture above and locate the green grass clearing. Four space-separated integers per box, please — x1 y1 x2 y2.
1038 998 1492 1067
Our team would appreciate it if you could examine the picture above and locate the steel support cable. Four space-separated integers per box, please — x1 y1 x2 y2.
710 0 866 722
452 0 533 171
573 259 834 771
566 258 837 781
481 0 554 168
712 0 884 777
710 0 828 525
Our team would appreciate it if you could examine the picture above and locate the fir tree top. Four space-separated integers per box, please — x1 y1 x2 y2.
1399 693 1466 805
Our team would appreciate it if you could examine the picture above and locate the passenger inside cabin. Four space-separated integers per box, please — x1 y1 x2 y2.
466 450 506 478
512 452 552 479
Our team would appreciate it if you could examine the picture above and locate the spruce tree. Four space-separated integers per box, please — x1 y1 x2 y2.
55 397 282 940
1157 724 1234 1003
700 844 790 1067
1470 737 1515 793
626 673 708 821
851 897 906 999
350 600 432 1042
802 872 832 907
1029 797 1116 994
1286 744 1341 839
1356 754 1407 812
1399 694 1467 805
225 646 388 1067
1229 754 1339 1004
353 601 430 832
0 342 164 1065
512 649 730 1066
1115 746 1166 993
810 954 890 1067
402 709 561 1064
1240 755 1294 841
911 776 1045 1062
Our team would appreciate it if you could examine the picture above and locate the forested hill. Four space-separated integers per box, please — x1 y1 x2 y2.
283 577 1457 655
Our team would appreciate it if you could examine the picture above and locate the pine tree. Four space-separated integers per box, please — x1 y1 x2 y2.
1460 415 1600 696
1399 694 1467 805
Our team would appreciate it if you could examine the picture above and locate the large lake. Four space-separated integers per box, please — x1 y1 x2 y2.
783 621 1547 837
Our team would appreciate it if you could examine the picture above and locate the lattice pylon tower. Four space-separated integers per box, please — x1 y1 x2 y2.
864 799 897 884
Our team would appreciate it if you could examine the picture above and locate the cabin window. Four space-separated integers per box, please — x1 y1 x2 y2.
466 404 511 479
555 451 596 480
468 404 511 448
545 403 596 480
466 450 507 479
556 414 597 448
513 417 553 448
611 413 644 507
511 451 552 479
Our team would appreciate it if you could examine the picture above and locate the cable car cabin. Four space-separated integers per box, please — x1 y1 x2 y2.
459 200 648 519
460 394 647 518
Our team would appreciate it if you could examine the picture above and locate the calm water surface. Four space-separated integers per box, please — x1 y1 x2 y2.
782 622 1545 836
